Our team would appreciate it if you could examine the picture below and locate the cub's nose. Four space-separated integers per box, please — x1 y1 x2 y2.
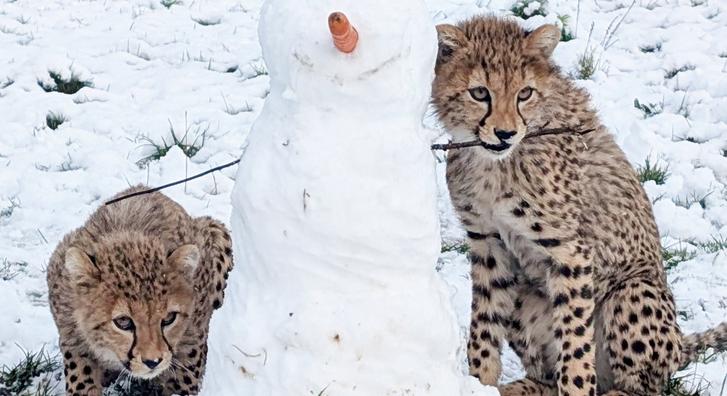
143 358 162 369
494 129 517 141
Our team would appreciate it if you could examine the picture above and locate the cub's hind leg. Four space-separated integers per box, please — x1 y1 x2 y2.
596 276 682 395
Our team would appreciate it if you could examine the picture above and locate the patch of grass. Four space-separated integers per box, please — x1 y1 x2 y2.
573 48 600 79
0 347 60 396
557 14 574 42
249 61 268 77
192 16 221 26
310 385 330 396
600 0 636 50
510 0 548 19
662 244 696 271
571 24 601 80
677 92 691 119
662 374 710 396
634 98 663 118
640 42 663 53
441 241 470 254
38 71 93 95
0 197 20 220
672 191 714 209
697 235 727 253
0 77 13 89
136 116 209 167
45 112 67 130
0 260 16 281
637 157 669 185
160 0 182 8
0 258 28 281
221 94 253 115
665 64 696 79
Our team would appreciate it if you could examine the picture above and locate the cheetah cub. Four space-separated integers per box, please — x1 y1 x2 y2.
433 16 727 396
47 186 233 396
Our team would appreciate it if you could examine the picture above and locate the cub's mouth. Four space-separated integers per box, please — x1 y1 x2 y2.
480 141 511 152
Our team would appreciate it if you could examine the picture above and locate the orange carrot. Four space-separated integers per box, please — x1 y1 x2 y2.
328 12 358 54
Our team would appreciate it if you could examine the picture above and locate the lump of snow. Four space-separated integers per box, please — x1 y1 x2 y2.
204 0 497 395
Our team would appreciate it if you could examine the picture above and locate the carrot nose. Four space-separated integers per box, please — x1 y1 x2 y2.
328 12 358 54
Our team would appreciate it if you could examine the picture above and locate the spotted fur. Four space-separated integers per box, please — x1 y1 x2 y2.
432 16 727 396
47 186 233 396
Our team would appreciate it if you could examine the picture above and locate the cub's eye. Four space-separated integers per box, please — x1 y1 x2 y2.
518 86 534 101
161 312 178 327
468 87 491 102
113 316 135 331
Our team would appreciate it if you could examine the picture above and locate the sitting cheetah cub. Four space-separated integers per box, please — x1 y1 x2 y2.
433 16 727 396
47 186 233 396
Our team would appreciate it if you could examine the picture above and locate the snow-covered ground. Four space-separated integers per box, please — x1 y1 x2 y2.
0 0 725 394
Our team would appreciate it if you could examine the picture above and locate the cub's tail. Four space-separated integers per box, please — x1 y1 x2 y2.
680 322 727 367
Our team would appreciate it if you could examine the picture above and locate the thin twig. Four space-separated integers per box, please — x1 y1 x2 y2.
105 159 240 205
431 126 596 151
106 126 595 205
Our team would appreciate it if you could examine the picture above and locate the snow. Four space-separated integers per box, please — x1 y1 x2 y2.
0 0 726 394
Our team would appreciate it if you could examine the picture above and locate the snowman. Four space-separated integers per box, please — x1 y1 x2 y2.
205 1 498 395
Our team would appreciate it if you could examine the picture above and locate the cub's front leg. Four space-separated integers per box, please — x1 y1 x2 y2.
540 238 596 396
467 231 517 385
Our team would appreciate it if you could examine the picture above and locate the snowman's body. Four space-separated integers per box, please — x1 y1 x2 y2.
204 1 497 394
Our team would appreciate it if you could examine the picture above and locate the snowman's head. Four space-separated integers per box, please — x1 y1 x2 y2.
258 0 436 115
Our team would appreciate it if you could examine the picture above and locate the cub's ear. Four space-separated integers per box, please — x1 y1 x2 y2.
65 247 97 280
525 24 561 58
436 24 466 64
167 244 200 276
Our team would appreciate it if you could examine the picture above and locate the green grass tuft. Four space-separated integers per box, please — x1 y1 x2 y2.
634 98 663 118
0 197 20 220
640 42 663 53
441 241 470 254
136 118 208 168
637 157 669 185
697 235 727 254
662 372 712 396
0 347 60 396
672 191 712 210
249 61 268 78
510 0 548 19
38 71 92 95
0 77 13 90
557 14 574 42
665 64 696 79
45 112 67 130
662 244 696 271
192 16 221 26
573 48 600 80
160 0 182 8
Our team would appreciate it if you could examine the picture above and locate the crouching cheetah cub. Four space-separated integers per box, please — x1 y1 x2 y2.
433 16 727 396
47 186 233 395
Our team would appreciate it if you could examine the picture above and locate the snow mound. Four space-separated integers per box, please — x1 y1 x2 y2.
204 1 497 395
